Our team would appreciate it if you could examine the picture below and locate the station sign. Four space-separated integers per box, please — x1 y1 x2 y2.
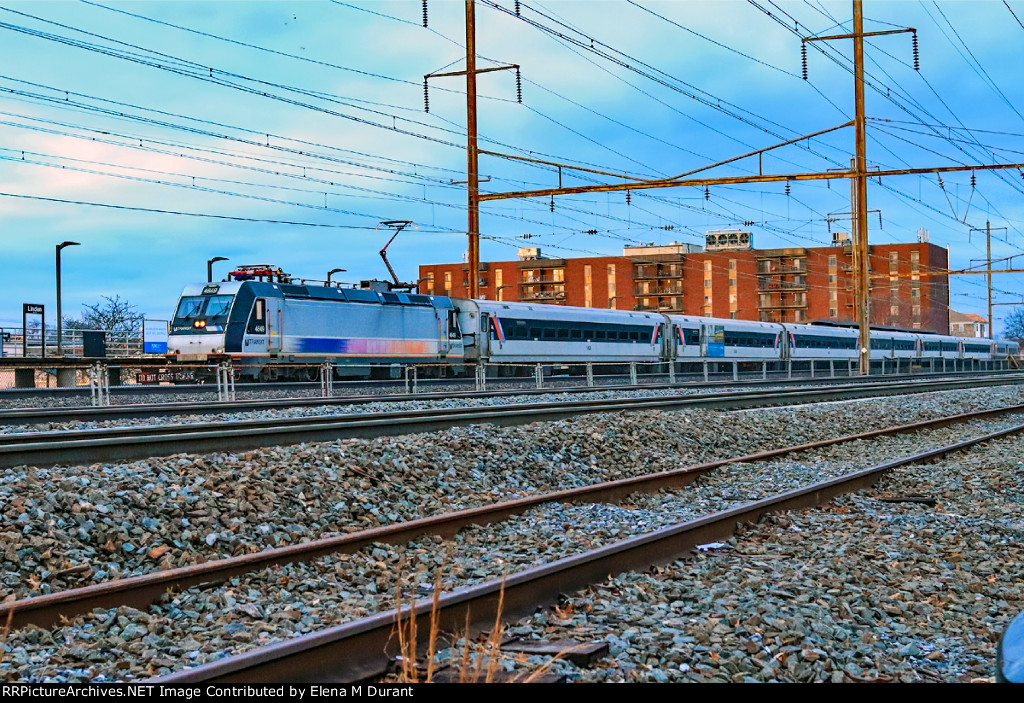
143 319 169 354
136 370 195 384
23 303 44 315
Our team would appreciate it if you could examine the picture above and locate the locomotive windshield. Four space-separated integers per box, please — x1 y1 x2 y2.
174 295 234 321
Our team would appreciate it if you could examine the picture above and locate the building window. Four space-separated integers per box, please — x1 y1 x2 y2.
607 264 616 308
553 268 565 282
584 265 592 307
425 272 434 295
495 268 503 301
444 272 452 295
829 307 838 318
829 255 837 267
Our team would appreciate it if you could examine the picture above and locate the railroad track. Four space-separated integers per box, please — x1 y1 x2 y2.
143 407 1024 684
1 370 1018 424
4 400 1023 659
1 374 1023 468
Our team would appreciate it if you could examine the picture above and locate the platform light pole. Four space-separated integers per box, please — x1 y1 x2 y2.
207 256 229 283
56 240 79 356
327 268 346 285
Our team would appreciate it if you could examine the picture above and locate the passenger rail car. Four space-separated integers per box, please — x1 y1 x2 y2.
167 273 1018 379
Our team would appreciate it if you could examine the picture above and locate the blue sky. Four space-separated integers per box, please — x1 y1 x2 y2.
2 0 1024 333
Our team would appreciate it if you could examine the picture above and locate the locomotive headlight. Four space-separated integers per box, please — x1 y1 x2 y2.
193 320 206 328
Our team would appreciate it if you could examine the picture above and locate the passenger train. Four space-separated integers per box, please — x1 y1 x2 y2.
167 267 1019 380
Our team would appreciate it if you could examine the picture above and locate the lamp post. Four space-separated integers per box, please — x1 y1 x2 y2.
496 284 512 302
207 256 229 283
56 241 80 356
327 268 346 285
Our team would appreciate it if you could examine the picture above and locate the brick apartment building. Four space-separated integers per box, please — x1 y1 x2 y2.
418 230 951 333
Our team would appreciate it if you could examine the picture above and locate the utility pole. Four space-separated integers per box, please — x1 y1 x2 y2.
969 221 1006 337
852 0 870 374
423 1 520 300
988 220 992 337
465 0 480 300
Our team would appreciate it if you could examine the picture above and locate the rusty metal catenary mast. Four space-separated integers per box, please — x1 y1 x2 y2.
852 0 870 374
424 1 518 300
465 0 480 300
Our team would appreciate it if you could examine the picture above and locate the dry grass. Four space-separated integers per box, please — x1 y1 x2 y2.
0 608 13 669
392 572 568 683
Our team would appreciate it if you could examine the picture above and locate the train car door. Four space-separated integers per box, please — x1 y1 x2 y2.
435 308 451 358
266 298 283 353
478 312 494 357
660 322 674 361
777 324 792 361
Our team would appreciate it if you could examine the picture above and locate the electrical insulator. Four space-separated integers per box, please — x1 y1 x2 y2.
515 0 521 15
971 172 976 189
585 229 597 235
704 186 710 201
912 31 919 71
626 190 631 205
423 78 429 113
801 42 808 80
516 69 522 104
785 181 791 196
938 175 945 189
550 197 555 212
422 0 428 27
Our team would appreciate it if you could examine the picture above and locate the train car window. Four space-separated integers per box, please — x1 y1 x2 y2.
203 296 234 320
557 328 569 339
571 328 582 340
246 300 267 334
543 328 556 339
175 297 205 319
444 311 460 341
595 330 606 340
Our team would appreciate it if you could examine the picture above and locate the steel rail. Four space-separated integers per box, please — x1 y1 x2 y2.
5 401 1023 632
150 418 1024 684
1 370 1010 424
0 375 1022 469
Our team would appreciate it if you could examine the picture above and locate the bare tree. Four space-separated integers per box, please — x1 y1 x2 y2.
1004 307 1024 341
67 295 143 331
